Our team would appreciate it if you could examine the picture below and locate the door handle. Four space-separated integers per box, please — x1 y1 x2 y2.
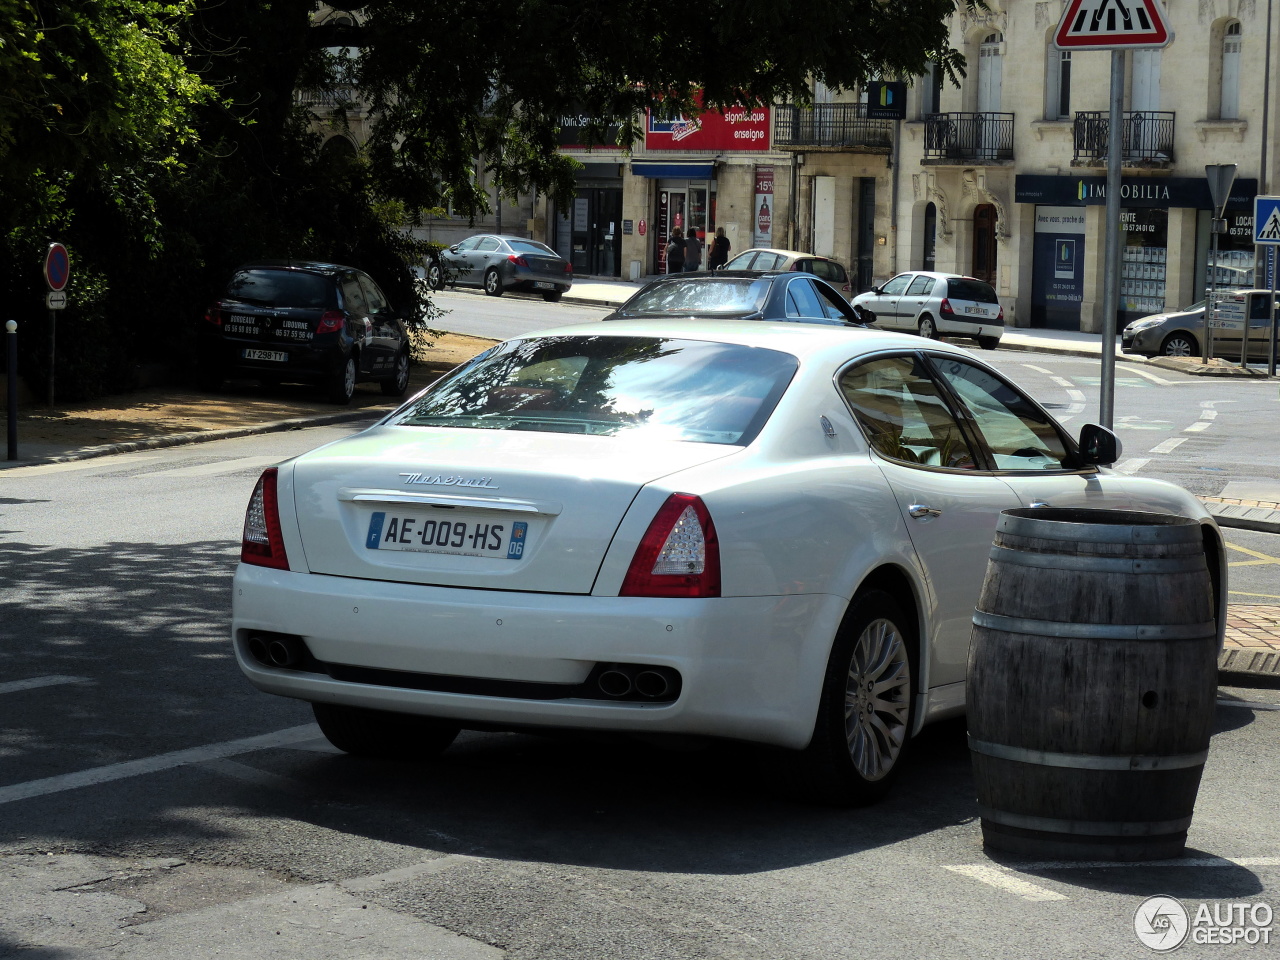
907 504 942 519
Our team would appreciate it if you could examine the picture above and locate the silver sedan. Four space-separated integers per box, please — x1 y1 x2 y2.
428 234 574 301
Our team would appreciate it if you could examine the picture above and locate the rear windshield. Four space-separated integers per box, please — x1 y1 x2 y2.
946 278 998 304
806 260 848 283
507 239 558 257
615 278 771 318
225 270 336 309
389 335 798 445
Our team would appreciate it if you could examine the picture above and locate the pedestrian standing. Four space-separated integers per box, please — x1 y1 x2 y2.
683 225 702 272
707 226 731 270
665 228 685 274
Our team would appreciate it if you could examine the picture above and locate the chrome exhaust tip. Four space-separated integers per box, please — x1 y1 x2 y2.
634 670 672 700
598 668 634 698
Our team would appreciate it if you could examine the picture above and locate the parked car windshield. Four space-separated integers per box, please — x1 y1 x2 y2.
615 278 772 318
946 279 999 303
507 239 559 257
225 270 336 309
389 335 798 445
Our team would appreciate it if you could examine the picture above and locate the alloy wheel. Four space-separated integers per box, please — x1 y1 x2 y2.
842 617 911 781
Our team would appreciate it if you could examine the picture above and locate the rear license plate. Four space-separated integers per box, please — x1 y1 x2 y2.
533 281 556 290
243 348 287 362
962 305 991 316
366 511 529 559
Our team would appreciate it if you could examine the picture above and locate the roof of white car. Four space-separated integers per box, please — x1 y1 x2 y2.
516 318 981 364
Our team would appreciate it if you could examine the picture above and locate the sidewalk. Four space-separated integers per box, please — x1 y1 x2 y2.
3 279 1278 682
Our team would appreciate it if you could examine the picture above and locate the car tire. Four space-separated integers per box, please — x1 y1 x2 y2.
977 335 1000 351
1161 333 1198 358
918 316 937 339
484 268 504 297
312 702 461 760
327 356 356 405
426 259 445 291
792 589 916 806
542 290 563 303
380 348 410 397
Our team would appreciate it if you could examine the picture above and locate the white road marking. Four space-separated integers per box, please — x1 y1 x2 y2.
1199 409 1219 420
0 724 320 806
944 864 1069 901
1185 421 1212 432
2 456 161 477
1115 458 1150 475
1125 366 1176 385
147 455 280 478
1021 365 1055 376
0 676 90 695
965 856 1280 872
1150 437 1188 454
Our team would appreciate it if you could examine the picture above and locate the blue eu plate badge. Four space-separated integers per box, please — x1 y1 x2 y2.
507 521 528 559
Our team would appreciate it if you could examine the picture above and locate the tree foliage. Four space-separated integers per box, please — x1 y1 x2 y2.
0 0 976 400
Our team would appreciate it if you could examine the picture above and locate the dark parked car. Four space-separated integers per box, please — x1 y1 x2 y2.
427 235 573 301
602 271 870 326
199 261 412 405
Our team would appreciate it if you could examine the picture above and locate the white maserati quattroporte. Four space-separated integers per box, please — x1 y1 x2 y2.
232 319 1224 804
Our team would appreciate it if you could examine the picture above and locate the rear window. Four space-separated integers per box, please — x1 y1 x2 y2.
225 270 335 309
389 335 798 446
946 278 998 303
806 260 848 284
507 239 558 257
615 278 771 318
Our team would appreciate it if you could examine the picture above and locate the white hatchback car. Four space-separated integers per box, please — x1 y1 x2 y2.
852 271 1005 350
232 320 1222 804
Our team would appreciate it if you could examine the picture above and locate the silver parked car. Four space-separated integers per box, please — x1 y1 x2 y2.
427 234 574 301
1122 290 1280 359
851 271 1004 350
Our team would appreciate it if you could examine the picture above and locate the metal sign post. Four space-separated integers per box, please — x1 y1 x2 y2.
43 242 70 409
1203 165 1238 366
1055 0 1173 431
1255 196 1280 376
5 320 16 461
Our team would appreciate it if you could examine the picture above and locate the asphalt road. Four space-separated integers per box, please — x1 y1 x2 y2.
2 409 1279 956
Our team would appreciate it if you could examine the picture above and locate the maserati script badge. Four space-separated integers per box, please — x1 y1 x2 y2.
399 473 499 489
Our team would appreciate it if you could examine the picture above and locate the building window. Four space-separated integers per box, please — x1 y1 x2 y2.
1220 21 1241 120
1046 49 1072 120
921 61 944 116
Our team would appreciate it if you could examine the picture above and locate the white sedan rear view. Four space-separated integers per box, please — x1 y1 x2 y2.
232 320 1222 804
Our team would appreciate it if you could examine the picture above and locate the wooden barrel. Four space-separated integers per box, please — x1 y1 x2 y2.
967 507 1219 861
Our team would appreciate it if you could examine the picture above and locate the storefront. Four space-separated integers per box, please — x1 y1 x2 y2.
553 121 625 277
1015 175 1258 331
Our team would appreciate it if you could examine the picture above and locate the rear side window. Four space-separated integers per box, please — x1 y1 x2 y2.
359 274 389 314
906 275 937 297
508 239 558 257
808 260 848 284
785 279 827 318
391 335 798 446
947 279 999 303
340 275 368 313
616 278 771 317
225 270 335 309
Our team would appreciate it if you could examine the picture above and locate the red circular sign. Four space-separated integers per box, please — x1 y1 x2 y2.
44 243 70 292
638 219 647 236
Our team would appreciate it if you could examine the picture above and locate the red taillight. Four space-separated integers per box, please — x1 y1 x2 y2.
564 262 573 274
316 310 344 334
620 494 720 598
204 306 222 326
997 304 1005 322
241 468 290 570
508 254 528 267
939 298 955 318
842 283 852 292
789 263 801 271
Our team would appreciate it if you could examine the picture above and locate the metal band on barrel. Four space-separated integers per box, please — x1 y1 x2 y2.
987 545 1207 575
977 805 1194 838
971 610 1217 641
996 511 1201 545
968 736 1209 771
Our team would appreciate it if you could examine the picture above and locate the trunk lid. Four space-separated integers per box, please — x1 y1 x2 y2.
290 425 737 593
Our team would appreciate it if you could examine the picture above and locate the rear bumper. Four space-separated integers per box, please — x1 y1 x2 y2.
231 564 847 749
936 317 1003 340
200 334 347 381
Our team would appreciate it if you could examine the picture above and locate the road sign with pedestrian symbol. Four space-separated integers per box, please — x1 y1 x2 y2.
1255 197 1280 245
1054 0 1173 50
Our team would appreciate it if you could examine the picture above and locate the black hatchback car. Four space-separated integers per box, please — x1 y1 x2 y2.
601 271 869 326
199 261 412 404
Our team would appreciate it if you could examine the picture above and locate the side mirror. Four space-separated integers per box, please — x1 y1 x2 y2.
1078 423 1122 466
449 245 459 253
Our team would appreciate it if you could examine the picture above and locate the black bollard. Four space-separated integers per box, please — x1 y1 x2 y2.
6 320 16 460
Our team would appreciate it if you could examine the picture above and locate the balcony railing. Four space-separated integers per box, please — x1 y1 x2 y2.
296 86 362 109
922 113 1014 162
1073 111 1175 164
774 103 893 149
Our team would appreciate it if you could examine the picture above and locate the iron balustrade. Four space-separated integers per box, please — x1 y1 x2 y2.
1073 111 1175 164
296 86 362 109
923 113 1014 162
774 103 893 149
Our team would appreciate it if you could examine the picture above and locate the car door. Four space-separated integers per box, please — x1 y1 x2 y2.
901 274 941 328
838 353 1022 690
444 237 481 285
358 272 401 377
472 236 503 283
338 272 375 376
924 352 1134 511
1246 292 1280 359
866 273 914 330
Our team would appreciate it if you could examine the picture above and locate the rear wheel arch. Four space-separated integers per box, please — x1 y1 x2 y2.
854 565 923 668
